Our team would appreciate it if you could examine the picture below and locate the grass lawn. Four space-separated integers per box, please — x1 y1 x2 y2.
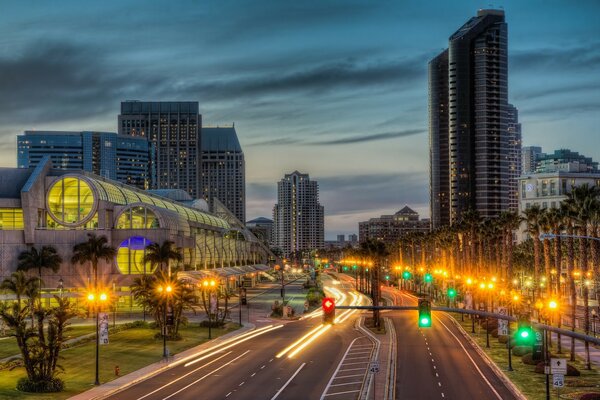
450 313 600 400
0 323 239 400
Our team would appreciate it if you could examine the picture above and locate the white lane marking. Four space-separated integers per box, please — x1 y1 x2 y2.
251 372 256 377
270 362 306 400
442 393 445 398
323 389 361 396
344 356 371 361
438 382 442 387
261 365 266 369
340 361 370 366
335 373 366 379
239 382 245 386
160 351 250 400
435 316 503 400
226 392 232 397
338 367 367 372
330 382 363 387
135 351 233 400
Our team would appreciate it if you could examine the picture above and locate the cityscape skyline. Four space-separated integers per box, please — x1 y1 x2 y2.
0 1 599 239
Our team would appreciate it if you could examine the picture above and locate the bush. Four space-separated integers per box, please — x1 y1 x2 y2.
521 353 538 365
512 346 532 356
491 329 499 338
498 335 509 344
17 377 64 393
567 364 581 376
579 393 600 400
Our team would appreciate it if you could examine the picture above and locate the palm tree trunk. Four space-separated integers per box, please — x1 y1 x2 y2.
533 237 541 300
567 224 576 361
543 239 552 298
579 226 591 369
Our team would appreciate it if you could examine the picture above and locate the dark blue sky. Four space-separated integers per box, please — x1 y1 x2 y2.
0 0 598 238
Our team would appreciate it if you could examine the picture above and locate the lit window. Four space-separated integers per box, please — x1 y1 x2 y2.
47 177 96 226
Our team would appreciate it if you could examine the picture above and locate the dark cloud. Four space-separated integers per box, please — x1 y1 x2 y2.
514 82 600 101
246 137 301 147
520 100 600 118
311 129 424 145
511 42 600 71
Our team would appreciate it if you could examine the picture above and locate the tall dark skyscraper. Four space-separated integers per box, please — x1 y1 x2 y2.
118 101 201 197
429 9 520 227
201 126 246 222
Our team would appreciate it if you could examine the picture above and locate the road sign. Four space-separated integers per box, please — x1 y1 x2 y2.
369 361 380 374
99 312 109 345
553 373 564 388
551 358 567 374
497 307 508 336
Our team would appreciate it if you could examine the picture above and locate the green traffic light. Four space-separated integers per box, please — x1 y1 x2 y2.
402 271 412 279
424 273 433 283
385 275 390 280
343 266 348 271
447 288 456 298
419 317 431 327
520 330 529 339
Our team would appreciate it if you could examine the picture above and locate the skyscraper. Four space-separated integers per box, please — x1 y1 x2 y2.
272 171 324 257
429 9 520 226
521 146 543 174
507 104 522 211
118 101 201 197
17 131 151 188
201 126 245 222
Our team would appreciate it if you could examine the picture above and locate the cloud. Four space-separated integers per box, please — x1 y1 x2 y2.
514 82 600 101
246 137 302 147
311 129 424 145
511 42 600 72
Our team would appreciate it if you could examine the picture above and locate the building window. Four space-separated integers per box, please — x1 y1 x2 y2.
47 177 96 226
116 206 160 229
116 236 154 274
0 208 24 230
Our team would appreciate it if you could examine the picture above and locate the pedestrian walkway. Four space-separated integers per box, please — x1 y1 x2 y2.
550 332 600 368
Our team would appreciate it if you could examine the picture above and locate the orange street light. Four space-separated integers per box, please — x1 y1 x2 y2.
548 300 558 310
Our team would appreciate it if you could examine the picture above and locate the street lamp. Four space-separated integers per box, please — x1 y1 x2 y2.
592 309 598 338
201 278 217 339
87 290 108 385
157 283 173 359
57 277 64 298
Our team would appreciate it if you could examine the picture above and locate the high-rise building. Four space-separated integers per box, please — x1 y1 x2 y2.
17 131 151 188
507 104 522 211
535 149 599 174
521 146 543 175
201 126 245 222
348 234 358 243
430 9 520 226
272 171 324 257
118 101 201 197
429 49 450 229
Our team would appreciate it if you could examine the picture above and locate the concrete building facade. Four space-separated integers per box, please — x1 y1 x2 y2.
358 206 430 245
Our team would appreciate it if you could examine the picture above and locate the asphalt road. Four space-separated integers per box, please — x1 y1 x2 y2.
389 290 518 400
107 275 370 400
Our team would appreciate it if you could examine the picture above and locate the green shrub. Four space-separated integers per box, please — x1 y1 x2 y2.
491 329 499 338
512 346 532 356
521 353 538 365
17 377 64 393
497 335 509 344
567 364 581 376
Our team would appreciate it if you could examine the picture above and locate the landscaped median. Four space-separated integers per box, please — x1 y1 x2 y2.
448 313 600 400
0 321 239 400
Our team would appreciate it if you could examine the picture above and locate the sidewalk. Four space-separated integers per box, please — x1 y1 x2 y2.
551 332 600 367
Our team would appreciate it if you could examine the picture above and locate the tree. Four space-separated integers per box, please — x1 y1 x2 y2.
1 271 38 308
359 239 389 328
523 205 544 299
0 273 77 393
130 274 154 321
17 246 62 293
142 240 182 276
71 234 116 290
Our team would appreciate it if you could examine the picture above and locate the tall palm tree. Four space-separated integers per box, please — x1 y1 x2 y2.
523 204 544 299
71 234 116 290
560 199 578 361
0 271 39 308
499 211 520 282
539 209 553 297
359 239 389 328
17 246 62 293
142 240 183 276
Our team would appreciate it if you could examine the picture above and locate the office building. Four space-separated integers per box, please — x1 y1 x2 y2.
118 101 201 197
272 171 324 257
429 9 520 226
17 131 151 189
507 104 522 211
201 126 245 222
536 149 599 174
348 234 358 244
522 146 542 175
359 206 430 245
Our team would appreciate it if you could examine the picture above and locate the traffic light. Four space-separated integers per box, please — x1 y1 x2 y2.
402 271 412 280
385 275 390 281
343 266 348 271
424 273 433 283
352 265 357 270
515 317 534 346
447 288 457 298
322 297 336 324
418 298 432 327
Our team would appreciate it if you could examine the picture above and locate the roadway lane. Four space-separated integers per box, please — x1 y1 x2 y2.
391 291 517 400
107 276 370 400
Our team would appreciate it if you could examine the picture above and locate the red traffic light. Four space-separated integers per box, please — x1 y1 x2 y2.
322 297 335 313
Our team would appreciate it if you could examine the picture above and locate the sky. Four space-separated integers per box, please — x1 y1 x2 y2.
0 0 599 239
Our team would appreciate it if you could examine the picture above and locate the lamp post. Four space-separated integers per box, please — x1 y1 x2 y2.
202 278 216 339
87 291 108 385
157 283 173 359
57 278 64 299
592 309 598 337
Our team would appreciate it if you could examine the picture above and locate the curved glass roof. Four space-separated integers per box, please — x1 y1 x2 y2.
79 175 229 229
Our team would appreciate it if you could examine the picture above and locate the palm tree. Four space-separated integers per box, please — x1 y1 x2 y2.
142 240 182 276
17 246 62 293
71 234 116 290
359 239 389 328
539 209 553 297
523 204 544 299
560 200 578 362
1 271 39 308
499 211 520 282
130 274 155 321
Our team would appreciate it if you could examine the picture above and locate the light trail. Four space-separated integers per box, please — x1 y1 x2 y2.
276 324 326 358
184 325 283 367
288 324 332 358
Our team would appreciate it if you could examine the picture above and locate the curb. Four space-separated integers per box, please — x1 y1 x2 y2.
446 315 527 400
68 323 256 400
357 317 381 400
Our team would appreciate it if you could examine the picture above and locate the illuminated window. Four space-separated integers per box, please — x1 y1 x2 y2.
116 206 160 229
47 177 96 226
116 236 154 274
0 209 24 230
